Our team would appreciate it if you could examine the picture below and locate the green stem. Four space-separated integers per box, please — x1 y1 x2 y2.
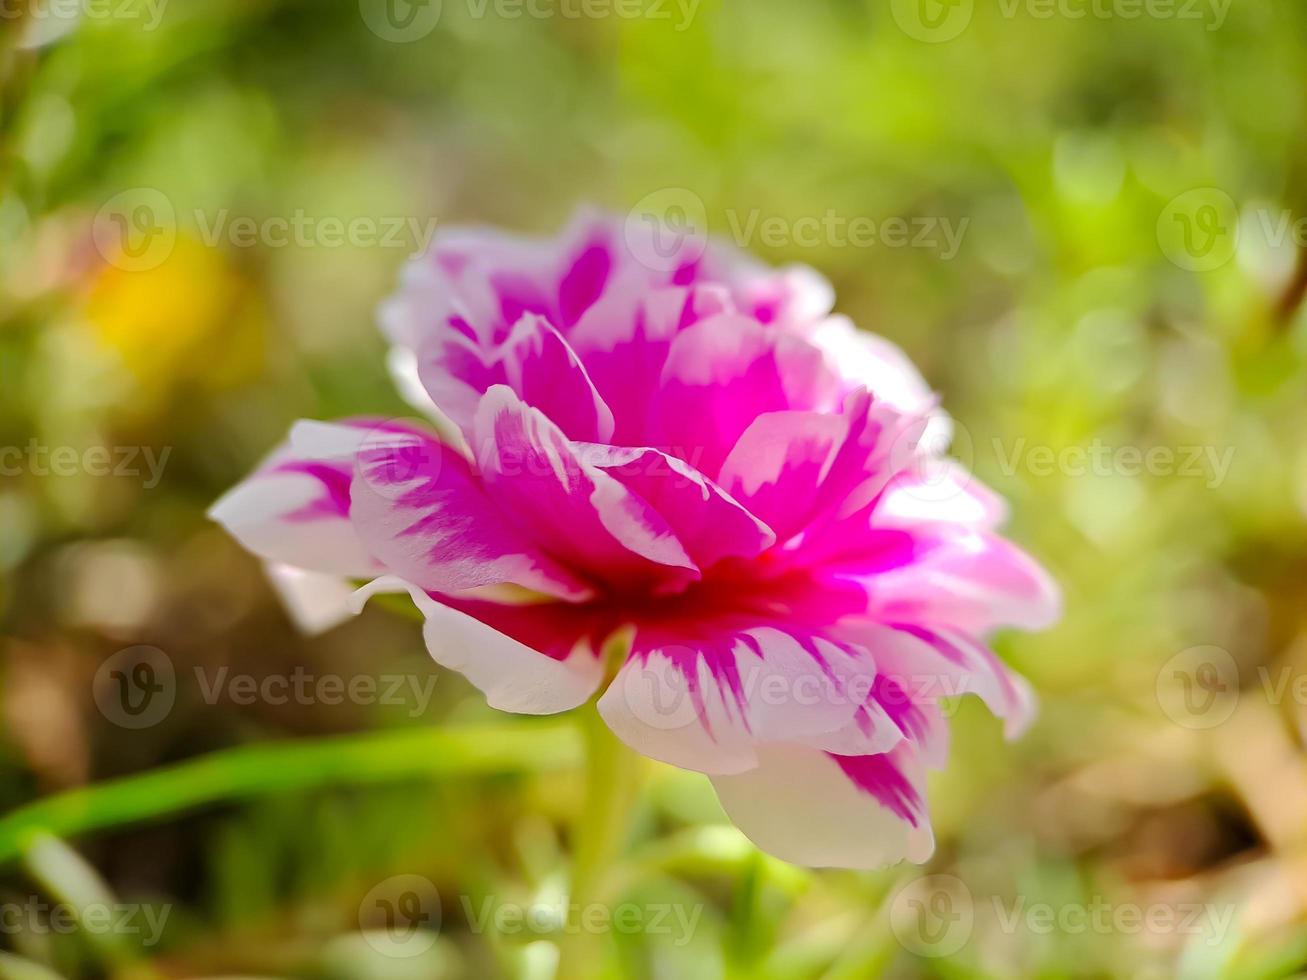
556 704 642 980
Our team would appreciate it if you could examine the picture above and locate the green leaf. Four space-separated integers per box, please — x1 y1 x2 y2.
0 722 581 866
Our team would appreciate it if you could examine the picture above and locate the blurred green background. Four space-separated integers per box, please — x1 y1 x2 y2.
2 0 1307 977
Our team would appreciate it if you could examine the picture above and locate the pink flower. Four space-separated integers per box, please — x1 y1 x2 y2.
210 208 1059 869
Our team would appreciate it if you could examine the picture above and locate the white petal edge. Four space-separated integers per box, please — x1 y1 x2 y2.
710 743 935 870
207 465 376 577
265 562 359 636
352 577 603 715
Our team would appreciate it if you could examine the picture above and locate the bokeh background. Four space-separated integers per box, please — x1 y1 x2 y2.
3 0 1307 976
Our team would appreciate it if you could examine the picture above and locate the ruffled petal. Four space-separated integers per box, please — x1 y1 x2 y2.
598 626 876 775
472 386 698 593
866 531 1062 634
718 389 915 541
581 444 775 570
418 314 614 443
336 420 596 600
598 643 759 775
807 317 940 422
881 621 1038 739
875 462 1009 531
569 285 726 446
797 625 953 762
649 314 842 480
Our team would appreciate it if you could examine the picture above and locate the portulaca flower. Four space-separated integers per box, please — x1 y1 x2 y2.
210 209 1059 869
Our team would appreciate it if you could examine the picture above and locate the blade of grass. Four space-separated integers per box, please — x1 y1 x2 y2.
0 721 581 865
22 833 135 965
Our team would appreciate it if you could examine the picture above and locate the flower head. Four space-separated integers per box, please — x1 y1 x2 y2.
211 208 1059 868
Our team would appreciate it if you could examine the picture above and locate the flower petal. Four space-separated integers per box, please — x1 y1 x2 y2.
208 424 382 577
341 420 595 600
598 644 759 775
807 316 940 422
569 285 725 446
418 314 614 443
867 531 1062 634
710 743 934 869
264 562 361 636
472 386 698 592
354 578 604 714
598 627 875 775
883 621 1038 739
649 314 841 479
582 444 775 569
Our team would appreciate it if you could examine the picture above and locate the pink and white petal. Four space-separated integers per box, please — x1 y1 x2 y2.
435 589 622 663
384 208 835 361
473 386 698 592
344 419 595 600
377 259 443 352
720 389 929 547
378 245 512 353
882 622 1037 739
798 624 953 763
417 314 614 443
865 673 952 768
588 203 832 329
551 211 621 329
414 328 503 438
353 578 603 714
420 224 557 341
598 627 873 775
826 605 1037 741
570 285 728 446
402 208 622 341
868 531 1062 634
802 708 903 756
807 317 941 424
799 678 908 758
496 316 615 442
208 433 380 578
679 233 834 328
399 208 621 345
735 628 874 745
735 264 835 329
598 645 760 775
582 444 774 569
875 462 1008 531
650 315 842 479
385 346 464 443
718 410 849 543
710 743 934 869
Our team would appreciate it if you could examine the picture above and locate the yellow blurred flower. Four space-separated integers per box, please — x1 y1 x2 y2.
82 234 265 405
